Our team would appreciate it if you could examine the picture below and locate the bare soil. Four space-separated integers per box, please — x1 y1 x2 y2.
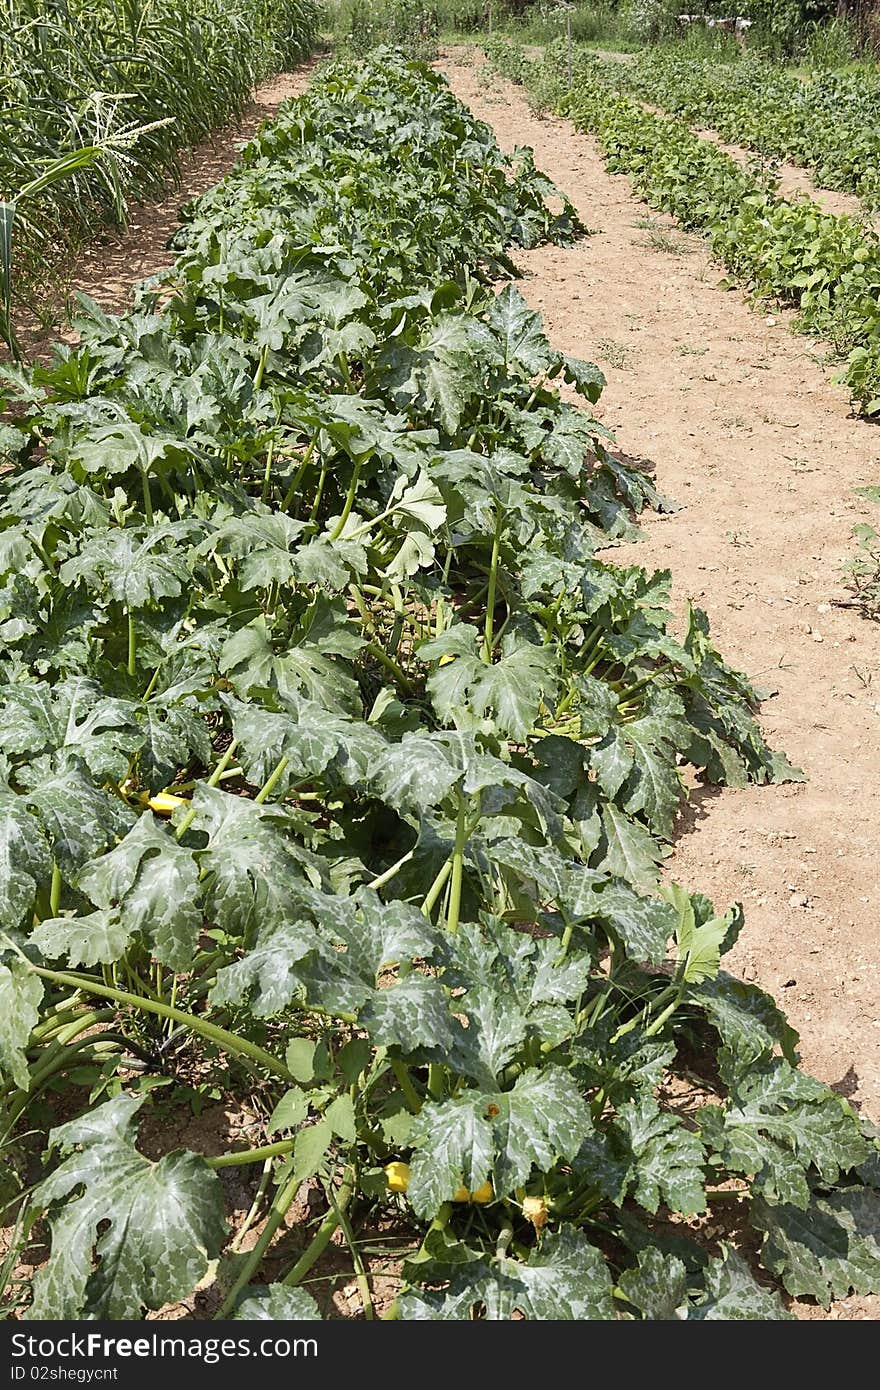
435 49 880 1319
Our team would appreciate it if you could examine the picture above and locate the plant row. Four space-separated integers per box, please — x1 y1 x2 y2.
486 38 880 417
623 49 880 208
1 48 877 1321
0 0 319 346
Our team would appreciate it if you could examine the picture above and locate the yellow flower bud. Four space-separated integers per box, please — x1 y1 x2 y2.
384 1161 410 1193
146 791 190 816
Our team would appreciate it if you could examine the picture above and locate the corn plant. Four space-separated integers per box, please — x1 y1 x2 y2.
0 0 319 344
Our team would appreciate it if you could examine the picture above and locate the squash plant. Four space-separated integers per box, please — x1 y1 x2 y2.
1 50 878 1322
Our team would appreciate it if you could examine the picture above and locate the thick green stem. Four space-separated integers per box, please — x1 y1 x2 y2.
27 965 292 1081
281 435 318 511
261 436 276 504
127 612 136 678
367 847 415 891
642 985 686 1039
28 1002 86 1044
482 509 503 663
615 662 671 708
556 920 575 962
282 1171 356 1288
253 342 269 391
308 461 328 524
427 1061 445 1101
207 1139 297 1170
446 796 472 935
48 861 62 916
391 1059 422 1114
330 1180 373 1319
421 858 453 917
609 980 680 1045
31 1007 114 1054
140 469 154 526
215 1164 304 1318
6 1032 146 1134
328 459 362 541
174 739 238 840
231 1159 275 1252
254 755 289 805
364 641 411 691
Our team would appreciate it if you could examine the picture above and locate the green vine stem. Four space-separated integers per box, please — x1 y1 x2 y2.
446 794 473 935
215 1163 304 1318
174 739 239 840
329 1180 374 1318
391 1059 422 1114
282 1168 356 1288
482 506 504 663
206 1139 297 1170
26 965 293 1081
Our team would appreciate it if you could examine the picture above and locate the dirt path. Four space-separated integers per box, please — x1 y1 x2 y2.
13 63 320 361
691 124 872 221
532 43 874 220
439 49 880 1120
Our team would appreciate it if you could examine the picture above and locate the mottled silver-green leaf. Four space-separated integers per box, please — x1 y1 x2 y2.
76 815 201 971
189 784 313 938
299 887 441 982
361 975 458 1052
690 1247 793 1320
423 628 558 741
234 1285 321 1320
400 1228 615 1320
619 1247 689 1319
487 284 557 375
587 879 675 965
28 1095 227 1319
754 1188 880 1307
0 679 141 781
59 525 193 608
599 804 665 891
228 696 385 796
369 734 460 815
407 1066 590 1218
449 983 529 1087
25 761 134 874
691 972 800 1076
0 791 51 929
210 921 322 1017
617 711 688 838
617 1093 706 1216
208 510 306 591
704 1061 868 1209
220 610 361 715
32 907 131 969
0 959 43 1089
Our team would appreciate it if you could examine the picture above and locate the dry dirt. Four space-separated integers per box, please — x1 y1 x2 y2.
435 47 880 1314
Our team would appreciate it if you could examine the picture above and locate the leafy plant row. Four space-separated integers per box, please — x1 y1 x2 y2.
486 38 880 417
1 48 878 1322
0 0 319 347
622 49 880 208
